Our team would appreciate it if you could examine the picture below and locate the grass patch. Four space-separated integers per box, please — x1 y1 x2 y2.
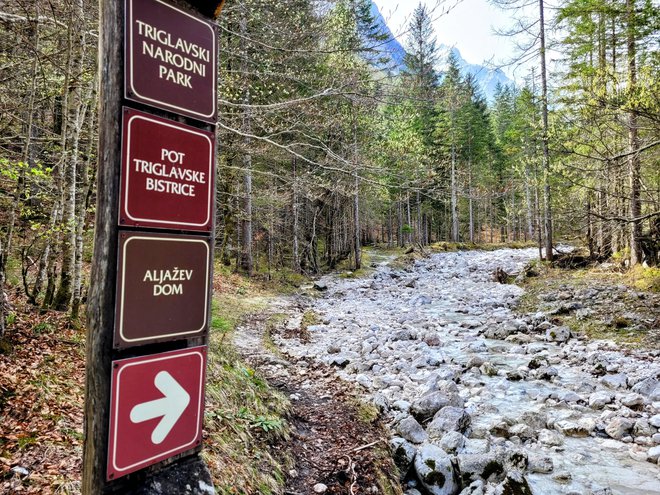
263 313 287 355
337 248 375 279
301 310 320 329
515 262 656 347
205 285 292 494
626 265 660 293
563 316 649 345
32 321 55 335
214 258 310 295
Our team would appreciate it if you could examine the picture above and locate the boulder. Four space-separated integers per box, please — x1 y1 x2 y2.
480 362 498 376
519 411 548 431
411 391 463 423
390 437 416 479
588 391 614 409
631 377 659 398
620 393 645 408
413 444 458 495
397 416 428 444
439 431 466 454
427 407 471 439
633 419 653 437
649 414 660 428
466 356 485 369
545 326 571 343
508 423 536 441
457 453 504 485
601 373 628 389
536 366 558 380
554 420 591 438
528 454 553 474
648 446 660 463
605 417 635 440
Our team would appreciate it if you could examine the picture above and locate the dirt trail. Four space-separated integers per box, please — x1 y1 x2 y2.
233 298 401 495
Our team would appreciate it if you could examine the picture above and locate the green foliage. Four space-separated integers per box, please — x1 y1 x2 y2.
627 265 660 292
32 322 55 335
203 283 291 492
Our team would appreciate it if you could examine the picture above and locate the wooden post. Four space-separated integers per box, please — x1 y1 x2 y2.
84 1 223 493
83 1 123 492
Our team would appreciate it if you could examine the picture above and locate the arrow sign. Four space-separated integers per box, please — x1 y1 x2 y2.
130 371 191 444
107 347 206 480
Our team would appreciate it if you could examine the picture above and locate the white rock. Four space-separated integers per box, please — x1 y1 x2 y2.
538 429 564 446
313 483 328 493
648 446 660 463
649 414 660 428
589 391 613 409
620 393 645 408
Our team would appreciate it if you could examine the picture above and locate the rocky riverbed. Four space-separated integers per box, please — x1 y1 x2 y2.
275 248 660 495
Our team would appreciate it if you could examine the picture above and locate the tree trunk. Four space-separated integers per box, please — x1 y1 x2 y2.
468 163 474 243
451 143 459 242
239 10 253 276
0 240 6 338
397 199 404 247
539 0 554 262
598 165 611 259
352 115 361 270
54 0 86 311
387 205 393 248
627 0 641 266
406 194 412 246
292 157 300 273
72 82 96 319
524 164 533 241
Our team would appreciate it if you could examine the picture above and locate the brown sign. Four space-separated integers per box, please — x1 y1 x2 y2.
107 347 206 480
125 0 217 122
114 232 211 349
119 108 215 232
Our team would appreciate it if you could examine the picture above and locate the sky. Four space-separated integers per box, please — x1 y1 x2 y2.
373 0 524 77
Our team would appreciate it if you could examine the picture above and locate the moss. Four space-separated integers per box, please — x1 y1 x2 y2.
354 399 379 424
627 265 660 293
482 460 505 480
423 469 446 487
376 469 404 495
301 310 320 329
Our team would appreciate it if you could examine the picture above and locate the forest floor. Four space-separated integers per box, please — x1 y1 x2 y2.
0 245 659 494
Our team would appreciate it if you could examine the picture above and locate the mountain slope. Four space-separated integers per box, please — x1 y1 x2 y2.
369 1 514 100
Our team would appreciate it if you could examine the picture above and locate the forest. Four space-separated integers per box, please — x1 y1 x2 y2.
0 0 658 331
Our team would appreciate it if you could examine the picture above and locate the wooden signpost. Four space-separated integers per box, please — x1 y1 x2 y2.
84 0 223 493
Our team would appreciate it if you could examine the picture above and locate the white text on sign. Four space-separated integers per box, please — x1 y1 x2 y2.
136 20 209 89
133 148 207 198
143 267 194 296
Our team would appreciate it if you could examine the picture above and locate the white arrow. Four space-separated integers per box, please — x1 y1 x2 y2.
129 371 191 445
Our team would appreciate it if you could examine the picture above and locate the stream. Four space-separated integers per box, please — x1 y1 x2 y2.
276 248 660 495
